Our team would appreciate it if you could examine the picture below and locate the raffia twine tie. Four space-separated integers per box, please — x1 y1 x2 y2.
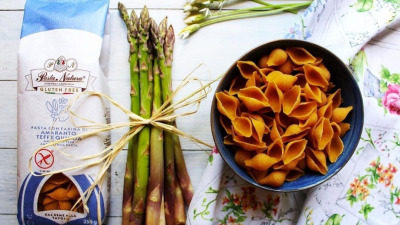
28 68 222 224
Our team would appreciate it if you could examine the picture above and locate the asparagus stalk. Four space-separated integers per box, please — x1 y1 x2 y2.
132 6 153 225
174 183 186 225
164 25 195 204
146 18 165 225
172 124 193 204
118 3 140 225
153 18 176 225
156 19 176 225
159 196 166 225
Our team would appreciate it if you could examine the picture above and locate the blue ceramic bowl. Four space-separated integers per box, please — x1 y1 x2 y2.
210 39 364 192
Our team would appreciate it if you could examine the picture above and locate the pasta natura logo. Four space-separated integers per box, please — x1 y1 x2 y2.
25 56 96 94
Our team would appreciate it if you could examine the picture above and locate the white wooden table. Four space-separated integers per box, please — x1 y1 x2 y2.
0 0 303 223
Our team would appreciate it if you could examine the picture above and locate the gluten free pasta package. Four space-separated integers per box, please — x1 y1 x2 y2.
17 0 110 224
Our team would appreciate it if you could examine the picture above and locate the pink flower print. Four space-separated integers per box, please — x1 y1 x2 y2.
212 147 219 155
382 84 400 115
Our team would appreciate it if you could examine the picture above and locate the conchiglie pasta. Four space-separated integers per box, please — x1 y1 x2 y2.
247 115 266 142
244 153 280 171
282 85 301 115
283 139 307 165
339 123 351 137
327 89 342 109
237 61 262 79
277 58 294 74
229 76 246 95
305 147 328 174
264 82 283 113
281 124 310 143
258 170 289 187
233 134 267 151
265 71 298 92
286 168 305 181
232 116 252 137
215 47 353 187
245 71 258 87
267 48 288 67
235 149 253 168
216 91 240 120
304 64 329 89
286 47 316 65
257 54 269 68
238 86 269 111
219 115 233 135
304 83 323 103
276 151 305 170
267 138 284 159
331 106 353 123
312 117 334 150
290 101 318 120
325 133 344 163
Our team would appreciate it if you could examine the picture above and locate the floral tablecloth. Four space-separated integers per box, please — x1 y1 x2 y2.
187 0 400 224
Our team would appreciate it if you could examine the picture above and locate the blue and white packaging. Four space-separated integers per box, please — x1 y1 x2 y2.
17 0 110 224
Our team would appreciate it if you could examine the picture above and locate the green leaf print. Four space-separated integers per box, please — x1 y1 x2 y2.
351 0 374 12
193 187 218 221
381 66 391 80
351 50 367 82
380 79 388 92
388 73 400 84
325 214 344 225
359 203 374 220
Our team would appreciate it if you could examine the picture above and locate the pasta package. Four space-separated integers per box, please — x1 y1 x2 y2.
216 47 353 187
17 0 110 224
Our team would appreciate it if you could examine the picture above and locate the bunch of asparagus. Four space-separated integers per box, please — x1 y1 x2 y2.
118 3 193 225
179 0 312 39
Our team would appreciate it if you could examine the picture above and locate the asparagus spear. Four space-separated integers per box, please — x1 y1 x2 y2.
156 18 176 225
118 3 140 225
132 6 152 225
146 18 165 225
172 123 193 204
164 25 195 205
174 183 186 225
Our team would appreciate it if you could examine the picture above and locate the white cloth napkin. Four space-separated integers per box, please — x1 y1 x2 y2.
187 0 400 224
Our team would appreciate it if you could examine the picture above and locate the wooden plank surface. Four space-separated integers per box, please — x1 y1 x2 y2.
0 0 303 223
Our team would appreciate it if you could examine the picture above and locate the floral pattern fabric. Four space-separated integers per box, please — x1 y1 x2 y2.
187 0 400 224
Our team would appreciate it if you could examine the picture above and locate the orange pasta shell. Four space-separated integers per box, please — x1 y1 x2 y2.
238 86 269 111
258 170 289 187
265 71 297 92
216 91 240 120
235 149 253 168
282 85 301 115
286 47 316 65
267 48 288 66
304 64 329 89
244 153 280 171
232 116 253 138
283 139 307 165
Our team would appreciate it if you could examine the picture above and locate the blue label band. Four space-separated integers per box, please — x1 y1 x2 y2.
21 0 110 38
18 173 105 225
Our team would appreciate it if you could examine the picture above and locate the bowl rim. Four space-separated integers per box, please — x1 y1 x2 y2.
210 38 364 192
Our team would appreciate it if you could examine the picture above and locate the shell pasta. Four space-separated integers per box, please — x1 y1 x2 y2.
215 47 353 187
